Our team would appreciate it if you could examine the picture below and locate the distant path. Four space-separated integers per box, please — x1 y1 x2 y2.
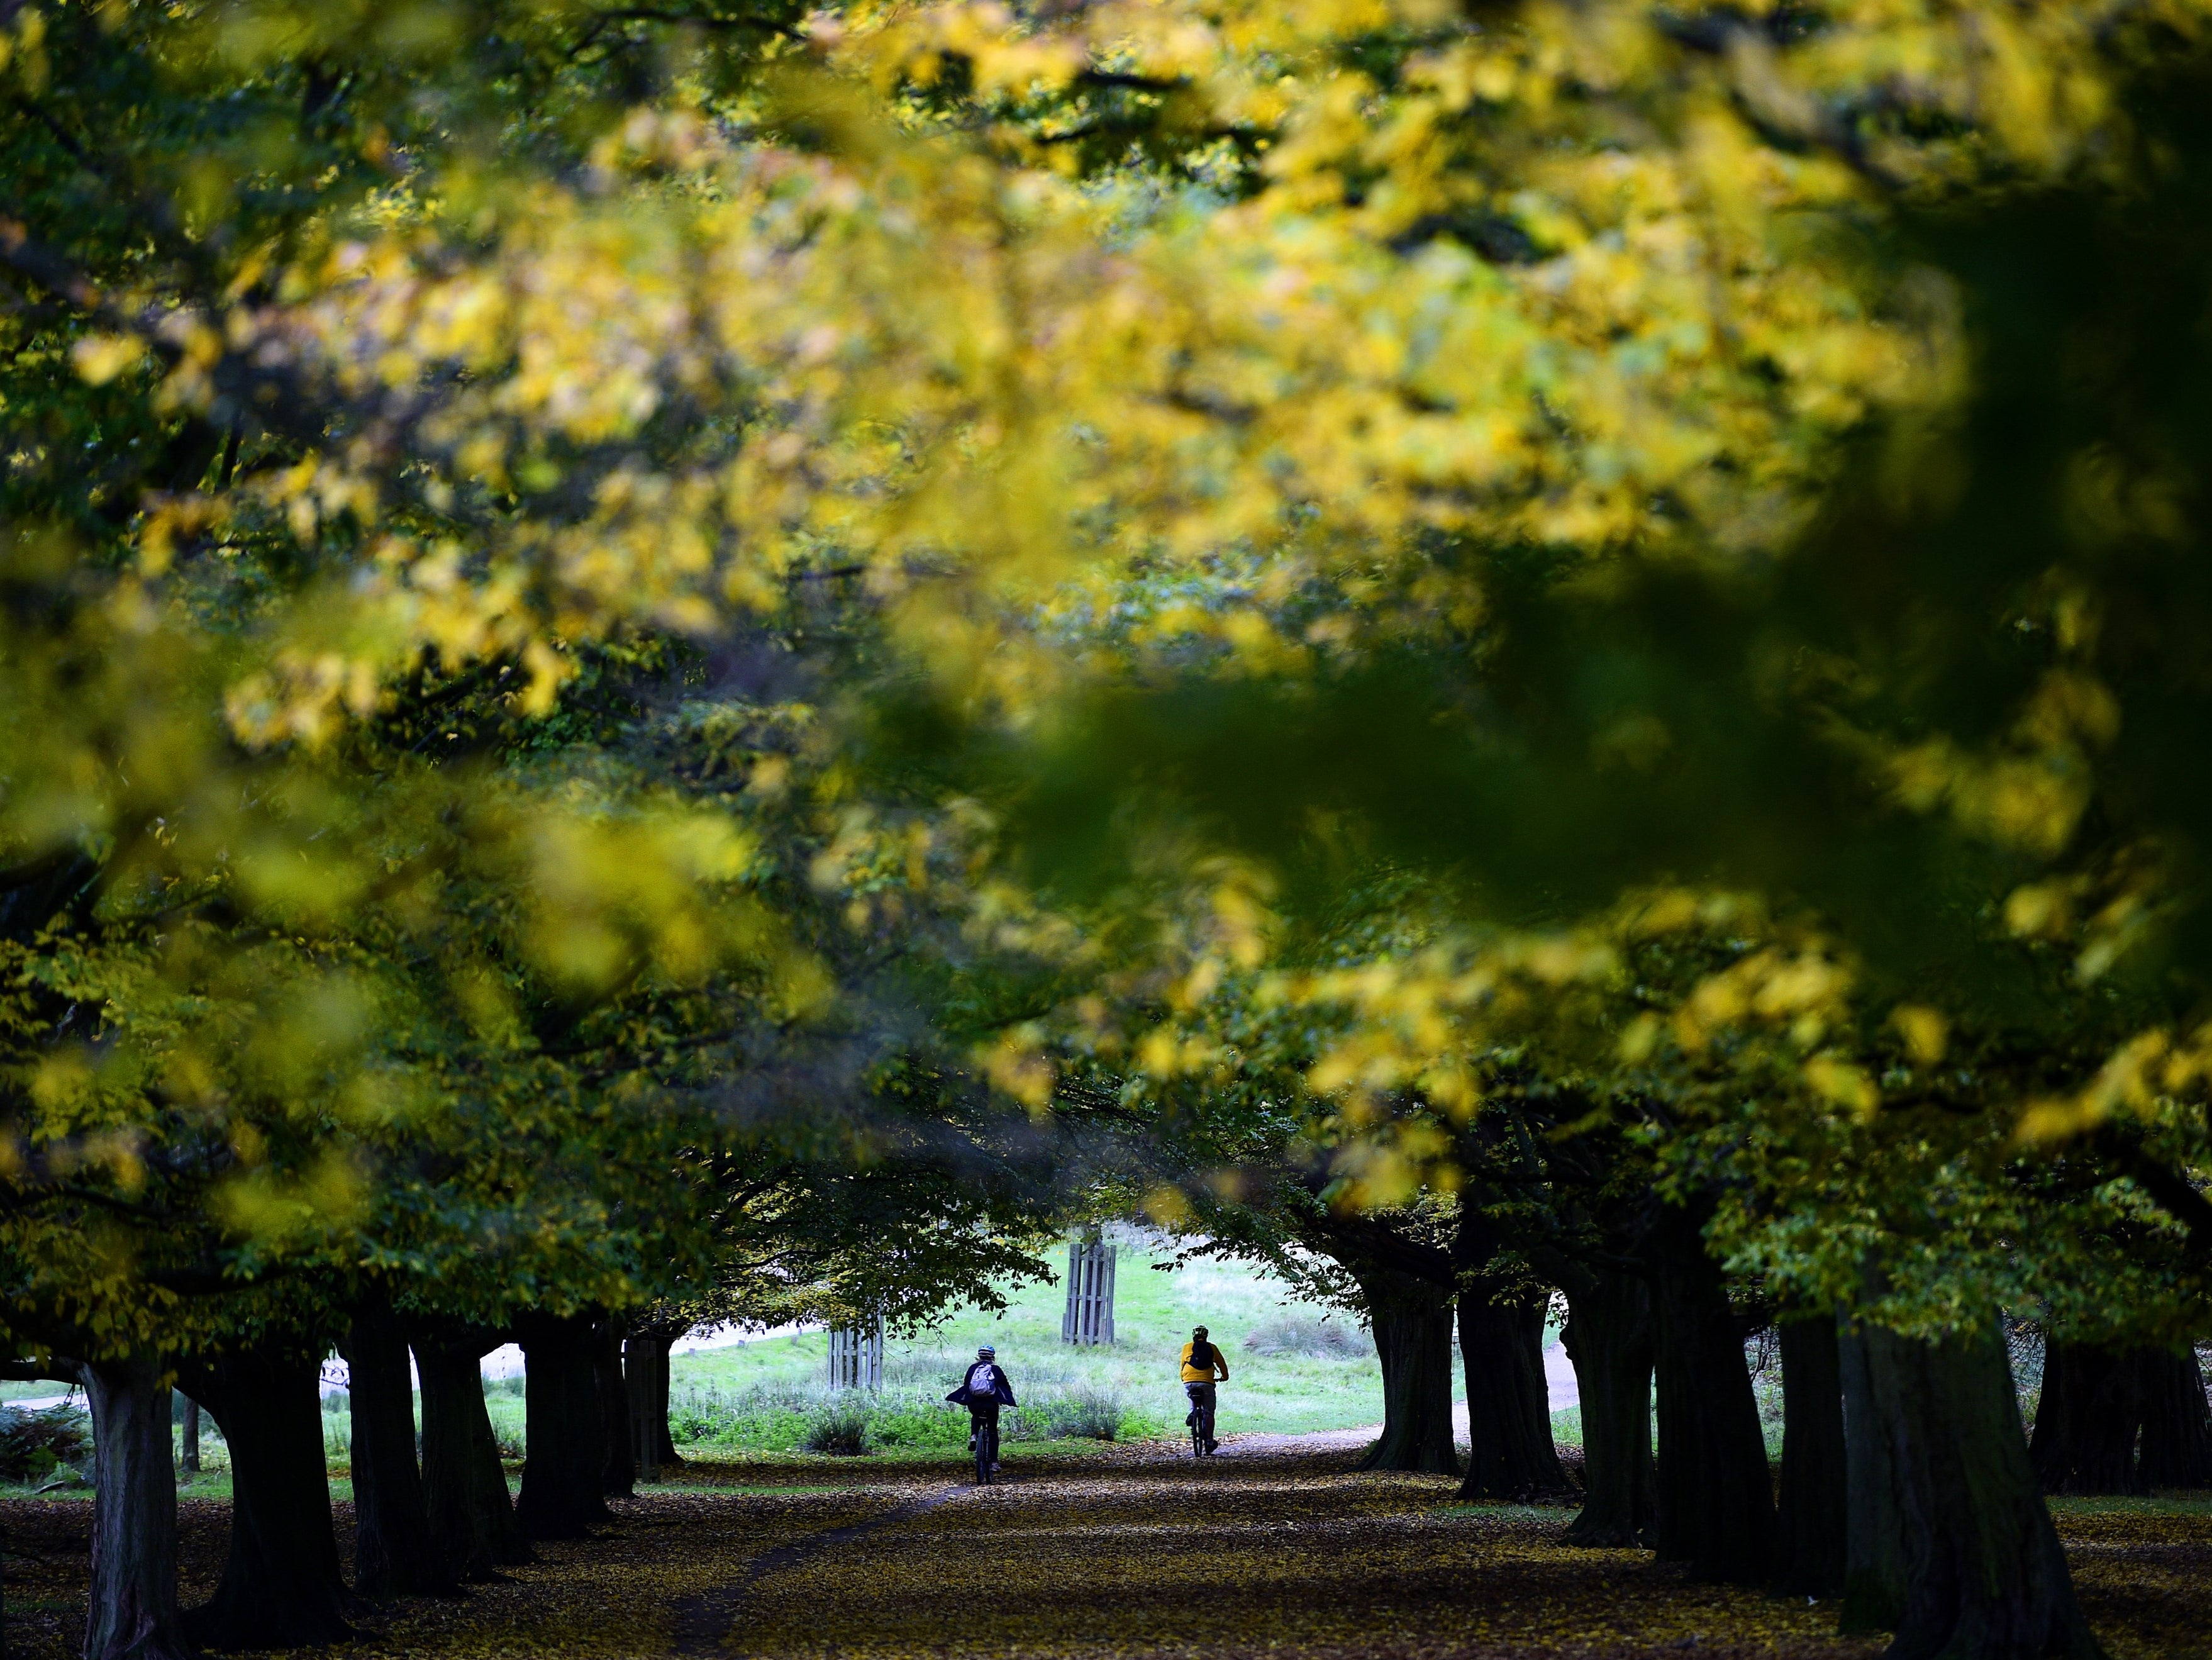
1145 1342 1579 1460
1208 1427 1376 1456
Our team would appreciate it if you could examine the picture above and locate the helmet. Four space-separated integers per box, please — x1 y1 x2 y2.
977 1345 996 1359
1192 1326 1209 1339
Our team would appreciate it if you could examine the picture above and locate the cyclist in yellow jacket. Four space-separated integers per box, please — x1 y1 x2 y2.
1180 1326 1230 1454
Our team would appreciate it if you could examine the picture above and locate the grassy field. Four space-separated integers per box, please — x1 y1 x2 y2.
662 1234 1409 1453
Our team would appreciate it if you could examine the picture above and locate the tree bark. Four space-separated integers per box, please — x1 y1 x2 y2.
651 1332 682 1467
414 1327 529 1580
1774 1314 1848 1598
594 1317 634 1498
1860 1319 2108 1660
175 1340 354 1649
177 1395 200 1474
77 1353 192 1660
1560 1266 1657 1547
1646 1202 1774 1586
1353 1269 1460 1475
2136 1345 2212 1490
1840 1320 1908 1635
1457 1290 1567 1500
624 1334 662 1482
516 1312 611 1539
2030 1340 2143 1496
343 1298 453 1598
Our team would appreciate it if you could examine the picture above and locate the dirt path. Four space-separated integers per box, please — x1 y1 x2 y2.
670 1482 967 1655
714 1448 1863 1660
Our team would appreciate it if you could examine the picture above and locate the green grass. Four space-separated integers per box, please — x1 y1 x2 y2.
0 1469 358 1505
2048 1493 2212 1518
0 1378 78 1403
667 1237 1403 1447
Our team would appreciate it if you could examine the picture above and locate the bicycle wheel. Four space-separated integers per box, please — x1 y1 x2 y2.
975 1420 992 1485
1190 1400 1203 1459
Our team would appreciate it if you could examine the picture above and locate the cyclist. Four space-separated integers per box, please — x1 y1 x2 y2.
1180 1325 1229 1454
947 1344 1017 1474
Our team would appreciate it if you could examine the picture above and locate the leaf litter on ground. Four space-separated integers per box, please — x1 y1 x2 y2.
4 1442 2209 1659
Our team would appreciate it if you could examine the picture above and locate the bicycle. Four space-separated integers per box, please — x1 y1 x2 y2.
1186 1383 1216 1458
972 1410 999 1486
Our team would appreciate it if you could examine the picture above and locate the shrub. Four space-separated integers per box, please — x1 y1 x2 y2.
1243 1316 1367 1359
804 1396 870 1456
867 1400 969 1449
669 1382 814 1447
1042 1385 1127 1442
0 1405 91 1485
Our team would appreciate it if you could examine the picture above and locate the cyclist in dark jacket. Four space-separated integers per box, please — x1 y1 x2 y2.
947 1345 1018 1471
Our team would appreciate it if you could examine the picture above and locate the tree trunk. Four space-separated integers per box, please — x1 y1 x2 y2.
2135 1345 2212 1490
343 1299 452 1598
652 1333 682 1467
594 1317 634 1498
414 1328 529 1579
1353 1269 1460 1475
1860 1320 2108 1660
1774 1314 1848 1598
516 1312 611 1539
1560 1266 1657 1547
624 1334 661 1483
2030 1340 2143 1495
1840 1320 1908 1635
1457 1290 1567 1500
1646 1202 1774 1586
177 1395 200 1474
175 1341 354 1649
77 1353 192 1660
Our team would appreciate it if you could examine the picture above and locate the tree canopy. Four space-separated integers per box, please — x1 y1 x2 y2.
9 3 2212 1657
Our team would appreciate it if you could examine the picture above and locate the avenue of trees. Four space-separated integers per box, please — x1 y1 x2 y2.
6 4 2212 1660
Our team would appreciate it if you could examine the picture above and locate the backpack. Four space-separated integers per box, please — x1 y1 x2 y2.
1187 1340 1214 1374
966 1362 998 1402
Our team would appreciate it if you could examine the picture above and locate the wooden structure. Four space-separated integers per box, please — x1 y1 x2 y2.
1062 1232 1116 1345
827 1312 884 1391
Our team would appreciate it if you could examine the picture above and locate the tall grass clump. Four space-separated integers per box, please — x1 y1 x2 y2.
804 1394 870 1455
1042 1385 1128 1441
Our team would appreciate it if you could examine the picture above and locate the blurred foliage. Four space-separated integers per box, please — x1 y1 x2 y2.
4 0 2212 1383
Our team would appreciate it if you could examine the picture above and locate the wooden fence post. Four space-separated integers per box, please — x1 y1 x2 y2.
827 1312 884 1390
1062 1232 1116 1346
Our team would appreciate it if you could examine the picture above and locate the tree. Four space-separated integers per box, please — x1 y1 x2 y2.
13 8 2212 1657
